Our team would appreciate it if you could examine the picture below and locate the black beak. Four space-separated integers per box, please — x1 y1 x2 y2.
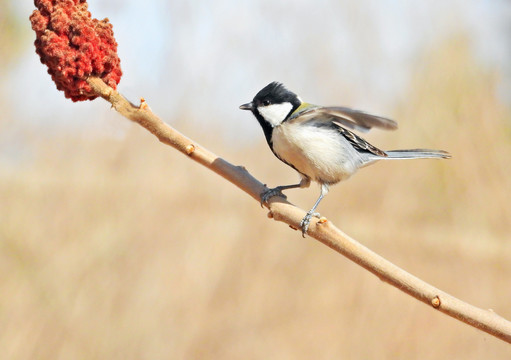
239 102 253 111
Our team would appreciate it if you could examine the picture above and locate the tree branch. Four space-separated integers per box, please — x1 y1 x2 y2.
87 76 511 344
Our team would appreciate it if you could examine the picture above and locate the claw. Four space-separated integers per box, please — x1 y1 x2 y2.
260 187 287 207
299 211 321 237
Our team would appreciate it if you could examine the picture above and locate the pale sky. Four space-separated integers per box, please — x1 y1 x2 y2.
5 0 511 145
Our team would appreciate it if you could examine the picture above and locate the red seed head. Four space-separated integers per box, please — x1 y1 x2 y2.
30 0 122 101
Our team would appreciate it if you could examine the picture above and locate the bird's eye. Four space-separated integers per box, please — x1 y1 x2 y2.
262 99 271 106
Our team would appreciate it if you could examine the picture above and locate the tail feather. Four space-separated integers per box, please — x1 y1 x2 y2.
385 149 451 159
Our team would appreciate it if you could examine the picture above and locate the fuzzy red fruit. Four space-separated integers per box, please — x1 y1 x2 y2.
30 0 122 101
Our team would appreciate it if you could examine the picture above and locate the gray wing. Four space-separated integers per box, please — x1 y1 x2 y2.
336 126 387 157
292 106 398 133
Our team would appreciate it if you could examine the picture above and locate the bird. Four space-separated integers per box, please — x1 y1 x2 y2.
239 82 451 236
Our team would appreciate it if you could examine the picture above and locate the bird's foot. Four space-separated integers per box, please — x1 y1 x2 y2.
260 186 288 207
299 210 321 237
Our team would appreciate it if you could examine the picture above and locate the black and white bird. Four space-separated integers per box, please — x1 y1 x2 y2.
240 82 450 236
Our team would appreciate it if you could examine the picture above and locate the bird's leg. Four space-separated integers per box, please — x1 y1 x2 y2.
260 177 310 206
300 183 329 237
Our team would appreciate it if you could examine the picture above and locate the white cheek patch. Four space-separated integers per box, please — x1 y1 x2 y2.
257 102 293 127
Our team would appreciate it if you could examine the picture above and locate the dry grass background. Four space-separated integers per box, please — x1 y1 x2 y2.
1 40 511 358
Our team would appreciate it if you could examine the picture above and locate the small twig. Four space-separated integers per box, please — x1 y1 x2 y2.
87 76 511 344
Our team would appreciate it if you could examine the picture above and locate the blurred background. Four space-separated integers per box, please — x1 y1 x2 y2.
1 0 511 358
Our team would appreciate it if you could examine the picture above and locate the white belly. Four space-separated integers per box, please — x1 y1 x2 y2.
271 123 362 184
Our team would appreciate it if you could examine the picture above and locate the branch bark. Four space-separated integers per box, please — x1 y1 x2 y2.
87 76 511 344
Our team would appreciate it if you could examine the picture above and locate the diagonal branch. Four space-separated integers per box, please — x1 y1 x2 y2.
87 76 511 344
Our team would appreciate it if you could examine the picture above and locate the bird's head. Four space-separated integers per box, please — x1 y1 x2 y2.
240 82 301 127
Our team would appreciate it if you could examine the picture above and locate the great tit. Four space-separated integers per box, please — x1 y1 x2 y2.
240 82 450 236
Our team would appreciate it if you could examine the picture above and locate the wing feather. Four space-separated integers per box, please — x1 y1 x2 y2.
291 106 398 133
336 126 387 157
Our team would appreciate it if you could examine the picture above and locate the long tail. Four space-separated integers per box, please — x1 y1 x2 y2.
385 149 451 160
